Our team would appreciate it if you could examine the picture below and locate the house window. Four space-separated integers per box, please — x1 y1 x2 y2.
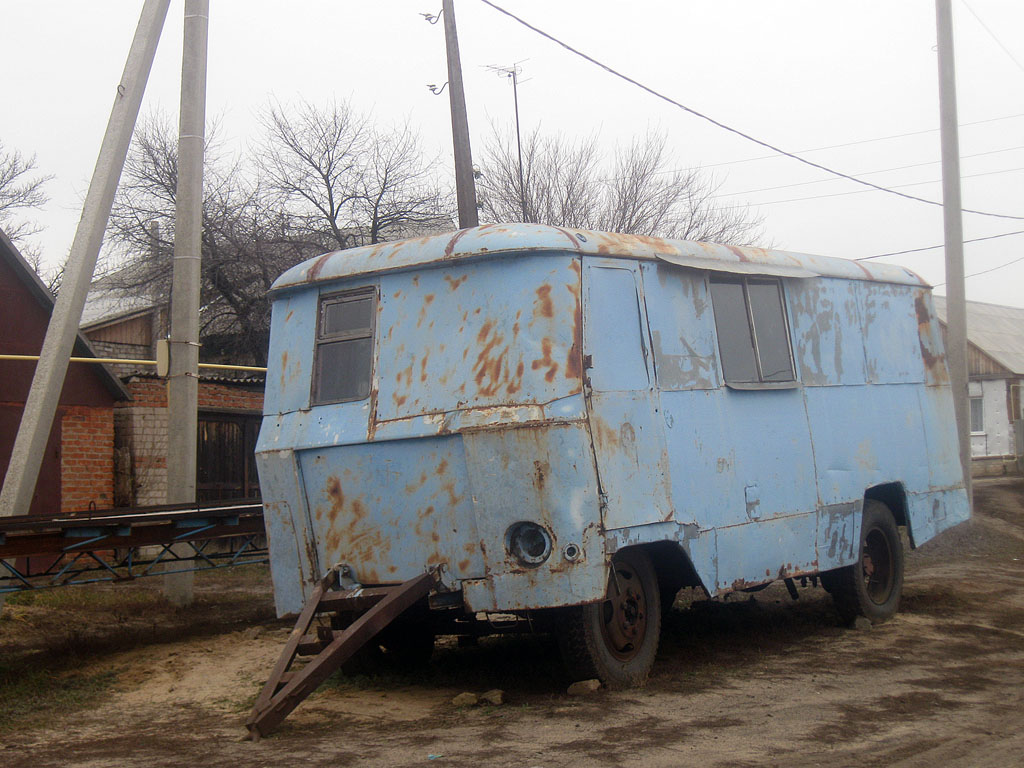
312 287 376 404
969 396 984 433
709 276 795 385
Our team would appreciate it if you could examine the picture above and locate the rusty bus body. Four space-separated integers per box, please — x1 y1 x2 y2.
256 223 969 684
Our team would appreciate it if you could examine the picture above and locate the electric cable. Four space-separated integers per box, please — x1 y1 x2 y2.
702 113 1024 169
961 0 1024 75
857 229 1024 260
712 146 1024 198
933 252 1024 287
715 166 1024 209
478 0 1024 221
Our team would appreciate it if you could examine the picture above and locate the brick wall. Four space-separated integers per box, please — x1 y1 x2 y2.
88 340 153 379
60 405 114 512
125 377 168 408
115 406 169 505
198 381 264 411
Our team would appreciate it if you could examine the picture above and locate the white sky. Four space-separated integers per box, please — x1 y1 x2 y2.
4 0 1024 307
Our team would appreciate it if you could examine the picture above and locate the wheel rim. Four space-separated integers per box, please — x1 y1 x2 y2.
599 562 648 661
862 526 895 604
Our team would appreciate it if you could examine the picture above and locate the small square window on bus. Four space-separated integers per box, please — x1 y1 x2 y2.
710 276 795 386
312 288 376 405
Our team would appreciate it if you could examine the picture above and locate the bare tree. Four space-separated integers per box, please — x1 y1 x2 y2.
259 99 452 249
479 127 604 229
478 128 764 245
106 114 319 365
0 140 52 258
104 104 453 365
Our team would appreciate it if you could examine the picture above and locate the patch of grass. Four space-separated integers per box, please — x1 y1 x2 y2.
0 660 116 733
194 563 272 592
6 586 166 612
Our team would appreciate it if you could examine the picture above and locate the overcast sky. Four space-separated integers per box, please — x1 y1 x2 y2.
4 0 1023 307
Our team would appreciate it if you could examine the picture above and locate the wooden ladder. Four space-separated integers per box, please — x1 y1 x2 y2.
246 567 439 739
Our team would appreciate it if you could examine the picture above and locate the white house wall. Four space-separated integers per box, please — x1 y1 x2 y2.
970 378 1013 458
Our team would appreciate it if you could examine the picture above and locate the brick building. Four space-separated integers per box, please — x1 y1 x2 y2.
81 277 264 506
0 229 129 514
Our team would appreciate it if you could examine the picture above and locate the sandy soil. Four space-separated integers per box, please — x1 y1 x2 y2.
2 478 1022 767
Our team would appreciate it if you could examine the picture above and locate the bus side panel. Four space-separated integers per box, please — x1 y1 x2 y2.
803 384 930 506
461 422 605 612
263 290 318 416
713 511 820 593
254 447 319 616
859 282 927 385
297 435 484 586
375 254 582 423
661 387 818 528
787 277 867 387
907 487 970 545
918 385 966 490
912 385 971 543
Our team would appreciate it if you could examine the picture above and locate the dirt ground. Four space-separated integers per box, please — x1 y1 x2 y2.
1 478 1022 767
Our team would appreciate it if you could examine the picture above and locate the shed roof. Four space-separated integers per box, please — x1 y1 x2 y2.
0 228 130 401
271 223 928 294
81 266 164 329
933 296 1024 375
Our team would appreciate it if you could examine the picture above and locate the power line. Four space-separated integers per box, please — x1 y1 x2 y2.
857 229 1024 260
717 166 1024 209
961 0 1024 75
702 113 1024 169
933 252 1024 288
713 145 1024 199
477 0 1024 222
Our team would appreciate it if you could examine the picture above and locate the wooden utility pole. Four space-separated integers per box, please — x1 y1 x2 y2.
935 0 972 506
0 0 169 519
442 0 479 228
164 0 210 606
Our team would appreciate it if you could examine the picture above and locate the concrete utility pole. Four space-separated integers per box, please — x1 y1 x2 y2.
0 0 170 520
164 0 209 606
935 0 972 507
442 0 479 228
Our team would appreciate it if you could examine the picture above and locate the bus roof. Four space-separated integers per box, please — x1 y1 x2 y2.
270 223 928 294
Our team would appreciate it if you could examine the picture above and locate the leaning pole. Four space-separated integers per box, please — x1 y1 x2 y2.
0 0 170 520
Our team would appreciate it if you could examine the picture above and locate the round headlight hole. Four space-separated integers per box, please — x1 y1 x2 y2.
506 522 553 567
563 543 582 562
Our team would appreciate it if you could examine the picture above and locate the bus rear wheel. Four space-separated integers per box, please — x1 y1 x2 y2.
827 500 905 625
558 547 661 688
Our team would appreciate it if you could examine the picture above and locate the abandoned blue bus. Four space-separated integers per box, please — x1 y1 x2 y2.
255 223 969 686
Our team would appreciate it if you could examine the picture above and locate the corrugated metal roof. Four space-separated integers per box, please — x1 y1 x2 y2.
933 296 1024 375
270 223 928 293
81 268 164 328
126 371 265 385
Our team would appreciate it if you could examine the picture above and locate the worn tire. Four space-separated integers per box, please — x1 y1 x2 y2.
828 500 905 625
558 547 661 688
